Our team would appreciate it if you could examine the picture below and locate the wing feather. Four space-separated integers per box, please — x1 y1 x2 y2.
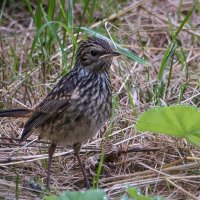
20 75 77 141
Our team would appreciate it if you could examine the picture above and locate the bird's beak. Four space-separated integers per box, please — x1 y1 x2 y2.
111 51 120 57
100 51 120 58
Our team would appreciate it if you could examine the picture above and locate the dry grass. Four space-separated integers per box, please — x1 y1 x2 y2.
0 0 200 199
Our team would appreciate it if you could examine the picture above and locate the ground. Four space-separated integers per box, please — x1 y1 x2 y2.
0 0 200 199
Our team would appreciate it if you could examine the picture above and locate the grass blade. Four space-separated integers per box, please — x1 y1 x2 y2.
175 0 198 36
0 0 7 20
67 0 73 29
35 0 43 29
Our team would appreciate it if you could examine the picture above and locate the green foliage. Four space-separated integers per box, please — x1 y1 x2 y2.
154 1 198 105
136 105 200 147
45 188 163 200
93 95 119 187
23 0 146 76
44 189 106 200
15 173 20 200
122 187 163 200
9 46 19 80
0 0 7 20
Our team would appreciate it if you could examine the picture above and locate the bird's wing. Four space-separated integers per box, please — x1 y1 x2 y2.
20 75 79 141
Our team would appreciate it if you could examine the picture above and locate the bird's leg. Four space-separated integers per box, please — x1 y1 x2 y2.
73 143 90 189
47 143 56 190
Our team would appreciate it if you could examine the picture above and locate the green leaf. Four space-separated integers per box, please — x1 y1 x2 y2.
136 105 200 147
44 195 57 200
122 187 163 200
45 189 106 200
127 187 143 199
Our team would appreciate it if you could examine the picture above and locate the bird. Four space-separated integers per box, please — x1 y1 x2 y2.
0 37 120 189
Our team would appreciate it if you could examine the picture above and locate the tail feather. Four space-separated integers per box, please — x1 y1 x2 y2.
0 109 33 118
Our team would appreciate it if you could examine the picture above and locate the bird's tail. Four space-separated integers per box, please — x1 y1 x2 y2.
0 109 33 118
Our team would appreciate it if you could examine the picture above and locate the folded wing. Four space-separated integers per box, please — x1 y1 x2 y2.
20 76 77 141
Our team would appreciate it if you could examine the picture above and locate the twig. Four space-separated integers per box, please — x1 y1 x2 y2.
166 178 198 200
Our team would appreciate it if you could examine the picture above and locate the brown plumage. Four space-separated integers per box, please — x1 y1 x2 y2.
0 37 120 189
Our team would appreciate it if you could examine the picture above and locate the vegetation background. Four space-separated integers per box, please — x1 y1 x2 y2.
0 0 199 199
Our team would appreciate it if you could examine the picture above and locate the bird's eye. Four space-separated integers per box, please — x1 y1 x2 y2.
90 50 97 57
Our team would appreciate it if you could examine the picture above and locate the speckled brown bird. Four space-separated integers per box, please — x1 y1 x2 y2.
0 37 120 189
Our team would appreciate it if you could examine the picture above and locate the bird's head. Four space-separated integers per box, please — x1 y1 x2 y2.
75 37 120 72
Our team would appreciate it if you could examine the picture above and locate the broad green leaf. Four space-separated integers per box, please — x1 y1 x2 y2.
45 189 106 200
136 105 200 147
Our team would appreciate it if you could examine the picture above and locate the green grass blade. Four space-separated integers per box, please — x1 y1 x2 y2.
155 2 197 104
67 0 73 29
175 0 198 36
87 0 96 25
177 0 183 21
69 1 91 70
157 42 177 82
24 0 35 23
58 0 68 22
0 0 7 20
35 0 43 29
10 46 18 80
15 173 20 200
41 4 66 68
47 0 56 21
31 21 76 54
76 0 90 39
124 84 137 116
92 95 118 188
31 20 77 72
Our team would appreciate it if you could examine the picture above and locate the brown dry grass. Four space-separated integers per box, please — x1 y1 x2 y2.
0 0 200 199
